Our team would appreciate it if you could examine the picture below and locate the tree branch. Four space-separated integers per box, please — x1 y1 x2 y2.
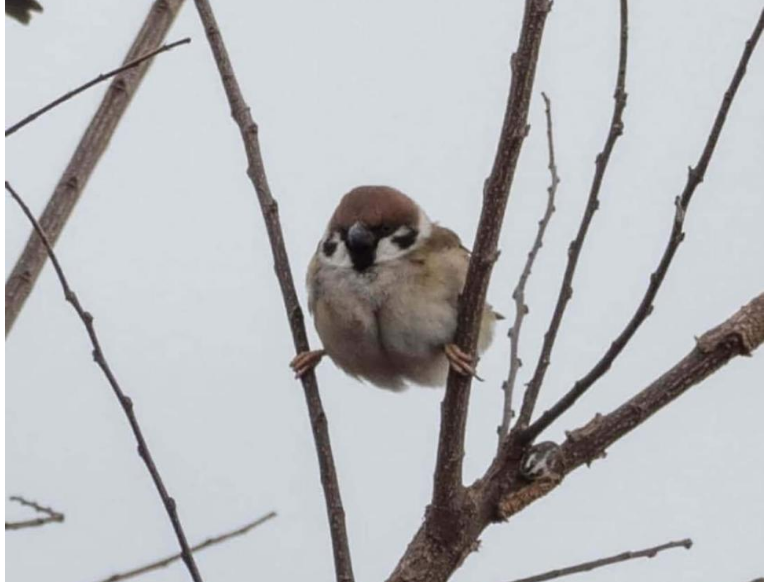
521 8 764 441
5 495 64 530
498 91 560 447
93 511 276 582
5 37 191 137
389 292 761 581
5 181 203 582
498 293 763 518
505 538 692 582
5 0 186 336
431 0 552 532
517 0 629 429
190 2 354 581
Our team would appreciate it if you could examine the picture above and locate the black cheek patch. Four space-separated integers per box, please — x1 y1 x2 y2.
322 241 337 257
391 230 418 249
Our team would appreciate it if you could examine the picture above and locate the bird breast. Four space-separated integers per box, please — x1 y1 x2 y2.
308 254 459 390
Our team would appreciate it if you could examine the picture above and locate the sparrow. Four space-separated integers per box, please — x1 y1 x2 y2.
290 185 500 391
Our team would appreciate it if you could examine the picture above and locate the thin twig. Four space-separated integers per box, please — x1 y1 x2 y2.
506 538 692 582
522 8 764 441
94 511 276 582
5 37 191 137
430 0 553 535
5 495 64 530
498 91 560 447
389 5 762 578
5 0 186 336
517 0 629 429
5 181 203 582
190 2 354 581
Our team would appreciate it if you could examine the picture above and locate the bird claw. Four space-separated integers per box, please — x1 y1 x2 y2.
289 349 327 379
444 344 482 380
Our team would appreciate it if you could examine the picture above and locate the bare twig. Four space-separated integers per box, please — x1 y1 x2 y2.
498 91 560 447
5 0 186 336
5 495 64 530
5 181 203 582
522 8 764 441
517 0 629 429
499 293 764 518
190 2 354 581
94 511 276 582
506 538 692 582
431 0 552 536
390 291 762 581
5 37 191 137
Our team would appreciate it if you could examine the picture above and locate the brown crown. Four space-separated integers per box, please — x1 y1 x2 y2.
329 186 419 231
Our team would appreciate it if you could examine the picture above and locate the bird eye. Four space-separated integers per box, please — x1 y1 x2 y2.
391 229 418 249
322 241 337 257
373 224 395 238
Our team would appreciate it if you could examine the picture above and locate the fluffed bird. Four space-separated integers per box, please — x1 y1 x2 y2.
290 185 500 391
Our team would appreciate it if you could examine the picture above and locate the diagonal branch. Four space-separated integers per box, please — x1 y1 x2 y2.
498 91 560 447
5 0 186 336
5 495 65 530
498 293 763 519
6 181 203 582
93 511 276 582
517 0 629 429
431 0 553 530
190 2 354 581
5 37 191 137
521 8 764 441
506 538 692 582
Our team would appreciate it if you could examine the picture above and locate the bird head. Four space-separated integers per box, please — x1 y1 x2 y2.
318 186 432 272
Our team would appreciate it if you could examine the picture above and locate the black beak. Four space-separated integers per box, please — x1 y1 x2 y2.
347 223 375 250
346 223 377 272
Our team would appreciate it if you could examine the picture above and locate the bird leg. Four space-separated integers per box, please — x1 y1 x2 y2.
444 343 482 380
289 349 327 379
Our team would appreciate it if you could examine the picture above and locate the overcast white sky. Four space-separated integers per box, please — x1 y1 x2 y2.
5 1 763 581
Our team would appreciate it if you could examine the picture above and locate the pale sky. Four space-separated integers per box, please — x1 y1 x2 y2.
5 1 763 581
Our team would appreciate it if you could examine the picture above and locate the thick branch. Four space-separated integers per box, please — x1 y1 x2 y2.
431 0 552 531
517 0 629 428
5 0 186 336
522 8 764 441
506 538 692 582
5 495 64 530
498 293 763 518
5 37 191 137
191 2 354 581
6 182 203 582
93 511 276 582
498 91 560 447
390 292 762 582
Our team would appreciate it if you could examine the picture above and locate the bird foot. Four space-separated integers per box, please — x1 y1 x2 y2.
289 349 327 379
444 343 483 381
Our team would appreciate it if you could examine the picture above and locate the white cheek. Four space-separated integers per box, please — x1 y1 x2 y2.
374 237 408 264
319 242 352 268
374 212 432 265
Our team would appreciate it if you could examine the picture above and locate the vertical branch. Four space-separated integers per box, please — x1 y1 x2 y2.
498 92 560 447
6 182 203 582
430 0 552 525
5 0 186 336
516 0 629 428
522 8 764 440
191 2 354 581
